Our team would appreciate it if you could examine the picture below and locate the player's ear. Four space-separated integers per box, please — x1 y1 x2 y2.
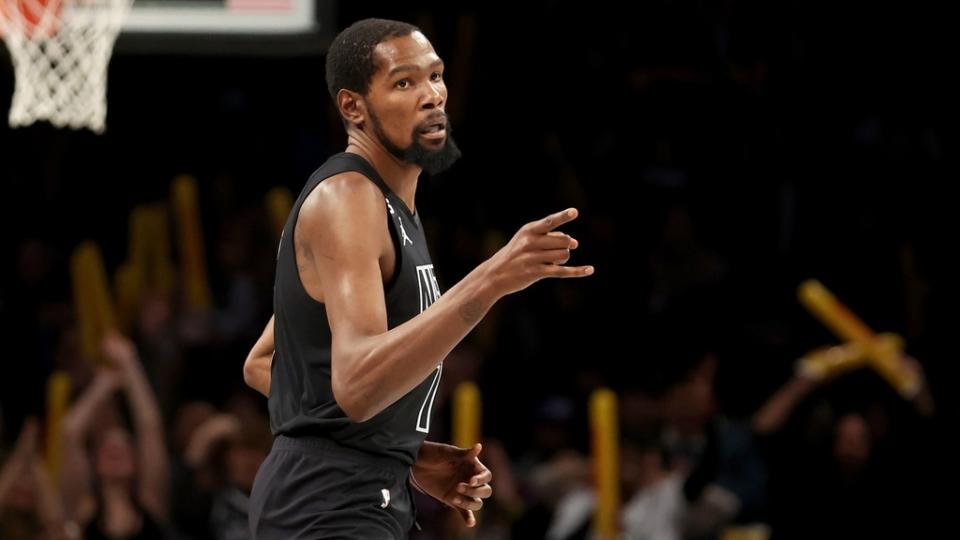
337 89 366 130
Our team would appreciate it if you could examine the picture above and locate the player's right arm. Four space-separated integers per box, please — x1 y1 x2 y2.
304 172 593 422
243 316 274 397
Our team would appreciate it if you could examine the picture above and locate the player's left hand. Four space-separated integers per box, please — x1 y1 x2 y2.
411 442 492 527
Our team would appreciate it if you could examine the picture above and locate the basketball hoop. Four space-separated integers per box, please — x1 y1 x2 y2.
0 0 131 133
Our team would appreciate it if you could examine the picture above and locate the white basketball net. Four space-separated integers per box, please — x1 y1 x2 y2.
0 0 131 133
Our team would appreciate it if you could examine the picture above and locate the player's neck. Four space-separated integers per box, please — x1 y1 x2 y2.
345 132 420 214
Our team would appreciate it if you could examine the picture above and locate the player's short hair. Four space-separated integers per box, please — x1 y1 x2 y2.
325 18 421 100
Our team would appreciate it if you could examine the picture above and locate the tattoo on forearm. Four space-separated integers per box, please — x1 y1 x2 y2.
459 300 484 325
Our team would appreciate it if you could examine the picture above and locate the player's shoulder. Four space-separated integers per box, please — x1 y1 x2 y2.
302 170 384 219
297 169 388 245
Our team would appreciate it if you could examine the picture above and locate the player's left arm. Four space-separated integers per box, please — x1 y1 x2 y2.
411 441 492 527
244 316 275 397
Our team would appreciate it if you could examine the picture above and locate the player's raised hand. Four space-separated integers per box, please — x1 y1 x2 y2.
483 208 593 297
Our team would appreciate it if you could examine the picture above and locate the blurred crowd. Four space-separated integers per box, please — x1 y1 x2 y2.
2 1 951 539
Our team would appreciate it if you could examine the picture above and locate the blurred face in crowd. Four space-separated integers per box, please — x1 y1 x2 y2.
225 401 272 492
663 354 718 432
94 427 136 482
833 413 872 474
137 290 173 339
620 443 666 494
5 469 37 512
171 401 215 453
227 445 268 493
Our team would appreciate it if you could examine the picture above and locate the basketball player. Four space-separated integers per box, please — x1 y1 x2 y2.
244 18 593 539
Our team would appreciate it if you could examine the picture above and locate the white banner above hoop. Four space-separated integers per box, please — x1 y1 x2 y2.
122 0 315 34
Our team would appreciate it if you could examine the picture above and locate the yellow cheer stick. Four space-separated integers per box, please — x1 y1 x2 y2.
453 381 481 449
452 381 481 536
796 333 905 381
114 262 142 334
45 371 71 476
133 204 175 297
590 388 620 540
796 342 868 381
129 205 152 287
119 204 176 331
721 524 771 540
70 241 116 364
172 175 212 311
799 280 921 398
265 187 293 242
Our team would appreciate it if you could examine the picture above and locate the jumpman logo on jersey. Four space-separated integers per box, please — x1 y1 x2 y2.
385 197 413 246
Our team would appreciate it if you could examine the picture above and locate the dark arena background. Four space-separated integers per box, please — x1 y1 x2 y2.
1 1 955 539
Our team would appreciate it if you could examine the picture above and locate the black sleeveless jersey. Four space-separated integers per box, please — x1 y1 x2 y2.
268 152 443 466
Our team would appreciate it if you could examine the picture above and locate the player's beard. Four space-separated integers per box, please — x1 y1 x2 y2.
368 106 462 175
